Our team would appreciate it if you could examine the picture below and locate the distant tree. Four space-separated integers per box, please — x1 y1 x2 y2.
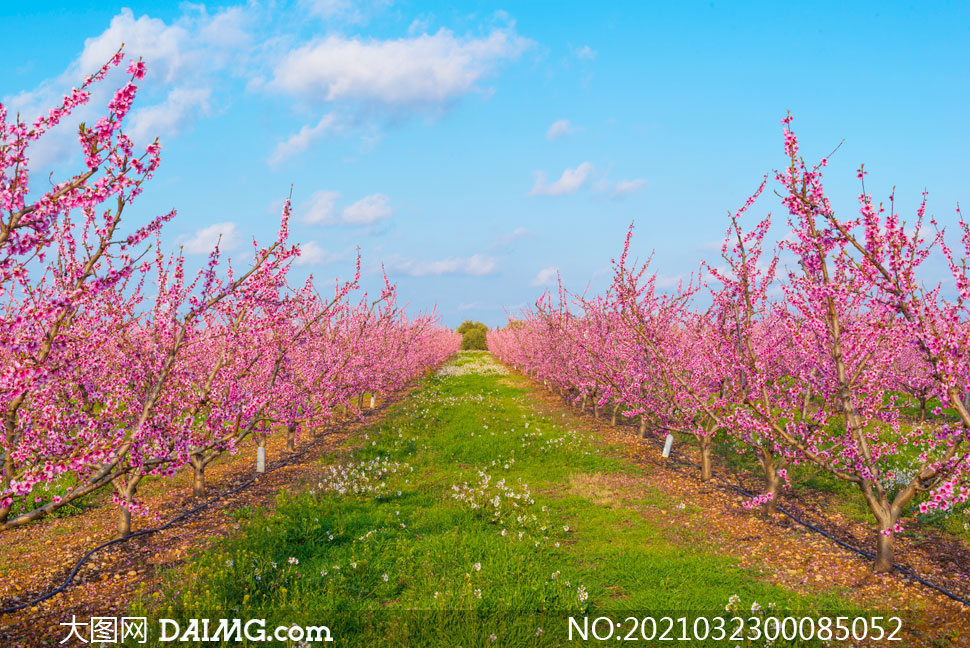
457 320 478 335
458 321 489 350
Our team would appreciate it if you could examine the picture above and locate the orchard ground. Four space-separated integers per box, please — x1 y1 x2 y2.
3 352 970 647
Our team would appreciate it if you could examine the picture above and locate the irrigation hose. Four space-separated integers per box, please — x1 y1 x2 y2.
0 400 392 616
635 422 970 608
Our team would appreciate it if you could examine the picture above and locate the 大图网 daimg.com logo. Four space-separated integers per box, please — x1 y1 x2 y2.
58 616 333 644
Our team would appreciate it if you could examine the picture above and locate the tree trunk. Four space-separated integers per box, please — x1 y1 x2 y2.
611 403 620 427
919 397 927 421
190 453 206 498
193 464 205 498
580 394 588 412
370 395 376 409
358 394 364 410
759 449 781 515
698 436 712 482
639 417 648 438
114 477 139 539
875 530 894 573
861 490 895 573
286 422 297 452
118 504 131 539
1 418 16 524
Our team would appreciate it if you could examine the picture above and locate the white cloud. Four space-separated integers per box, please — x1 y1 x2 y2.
302 190 342 224
491 226 531 248
181 222 241 254
95 6 252 73
6 6 253 169
655 274 685 289
529 162 594 196
531 266 559 286
268 113 341 166
458 301 482 310
594 177 646 199
79 7 252 133
300 0 353 18
199 6 251 50
546 118 576 141
342 193 392 224
265 16 530 161
269 27 530 110
128 87 211 142
611 178 646 196
408 16 433 36
574 45 597 60
696 239 725 253
294 240 331 266
299 0 391 24
79 9 192 83
300 191 393 226
388 253 497 277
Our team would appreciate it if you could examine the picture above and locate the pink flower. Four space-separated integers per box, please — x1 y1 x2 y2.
127 60 146 79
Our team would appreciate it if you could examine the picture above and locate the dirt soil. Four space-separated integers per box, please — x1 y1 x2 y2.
526 382 970 647
0 388 412 647
5 369 970 647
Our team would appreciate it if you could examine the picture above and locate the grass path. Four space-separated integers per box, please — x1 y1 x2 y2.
135 353 965 647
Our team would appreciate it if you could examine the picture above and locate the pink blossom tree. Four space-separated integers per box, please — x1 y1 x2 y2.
1 52 459 538
729 115 969 570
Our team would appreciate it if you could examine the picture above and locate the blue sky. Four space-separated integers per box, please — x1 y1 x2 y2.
3 1 968 326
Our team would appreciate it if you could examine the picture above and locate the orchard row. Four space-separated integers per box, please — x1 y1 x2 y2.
0 52 459 538
490 116 970 573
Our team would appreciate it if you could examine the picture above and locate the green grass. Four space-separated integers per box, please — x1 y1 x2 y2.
131 353 875 647
8 472 98 521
